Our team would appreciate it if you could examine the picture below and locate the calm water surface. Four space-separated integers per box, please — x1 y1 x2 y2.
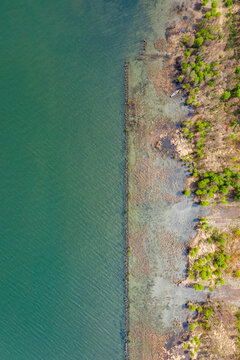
0 0 168 359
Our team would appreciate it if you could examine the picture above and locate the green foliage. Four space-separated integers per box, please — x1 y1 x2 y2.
185 50 191 58
178 76 183 82
185 189 191 196
235 66 240 74
231 121 238 128
233 88 240 98
235 270 240 278
189 304 196 312
190 247 199 257
190 323 195 331
201 201 209 207
214 253 228 269
183 34 189 43
222 90 231 100
194 37 204 48
211 8 217 16
224 0 233 7
211 0 218 8
205 307 213 319
203 0 209 5
208 81 214 87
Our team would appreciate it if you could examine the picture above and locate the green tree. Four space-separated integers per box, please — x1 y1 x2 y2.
212 1 218 8
222 91 231 100
201 201 209 207
194 37 204 47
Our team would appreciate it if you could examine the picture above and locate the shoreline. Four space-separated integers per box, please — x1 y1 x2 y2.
124 0 240 358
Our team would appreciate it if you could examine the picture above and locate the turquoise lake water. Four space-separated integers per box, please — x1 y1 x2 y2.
0 0 173 359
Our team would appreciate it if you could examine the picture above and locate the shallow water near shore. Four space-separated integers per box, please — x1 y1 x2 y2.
126 14 208 355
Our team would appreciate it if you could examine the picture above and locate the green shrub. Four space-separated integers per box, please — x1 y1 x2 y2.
224 0 233 7
222 91 231 100
183 34 189 43
185 190 191 196
235 270 240 278
211 8 217 16
189 305 196 312
201 201 209 207
185 50 191 58
212 1 218 8
205 12 211 18
203 0 209 5
194 37 204 47
208 81 214 87
190 323 195 331
235 66 240 74
178 76 183 82
233 88 240 98
205 307 213 319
